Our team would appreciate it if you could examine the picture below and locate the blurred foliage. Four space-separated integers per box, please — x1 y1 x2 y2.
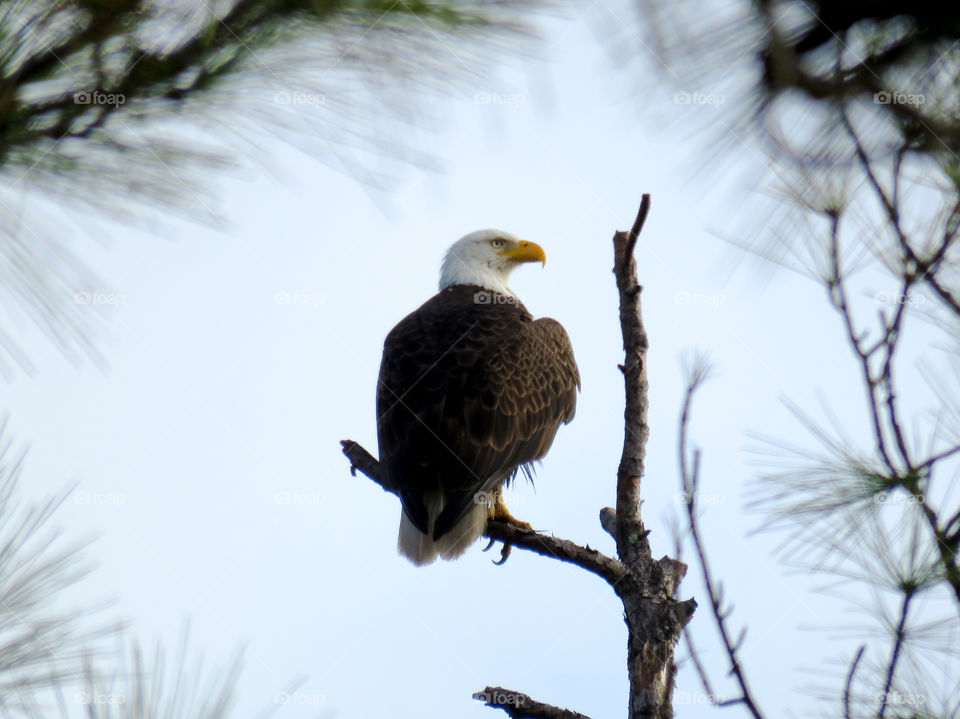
757 0 960 156
0 420 119 716
0 419 253 718
625 1 960 716
0 1 551 713
0 0 548 375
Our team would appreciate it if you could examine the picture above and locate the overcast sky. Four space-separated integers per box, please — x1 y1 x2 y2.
1 5 945 719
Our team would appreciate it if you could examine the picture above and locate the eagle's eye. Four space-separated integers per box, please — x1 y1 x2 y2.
490 239 506 248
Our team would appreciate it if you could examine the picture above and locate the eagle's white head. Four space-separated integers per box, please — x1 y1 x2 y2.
439 229 546 297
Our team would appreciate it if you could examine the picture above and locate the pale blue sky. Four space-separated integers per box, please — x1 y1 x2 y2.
2 5 947 718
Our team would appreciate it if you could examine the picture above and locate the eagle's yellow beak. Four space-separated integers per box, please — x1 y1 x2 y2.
500 240 546 266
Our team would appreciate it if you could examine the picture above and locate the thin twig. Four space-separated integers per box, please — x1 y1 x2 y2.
678 376 765 719
824 210 896 472
834 113 960 606
844 646 865 719
625 195 652 263
841 108 960 316
878 592 913 719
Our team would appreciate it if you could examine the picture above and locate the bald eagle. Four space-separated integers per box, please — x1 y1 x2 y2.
376 230 580 565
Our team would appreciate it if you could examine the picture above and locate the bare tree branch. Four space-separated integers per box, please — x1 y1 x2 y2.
613 194 653 563
677 366 766 719
473 687 594 719
609 196 698 719
340 439 393 492
878 593 914 719
482 521 629 586
844 646 865 719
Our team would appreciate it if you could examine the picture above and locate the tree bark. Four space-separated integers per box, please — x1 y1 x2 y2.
610 195 695 719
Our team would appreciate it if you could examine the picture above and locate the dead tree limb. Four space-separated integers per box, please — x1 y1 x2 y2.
677 363 765 719
473 687 594 719
614 194 652 561
610 195 696 719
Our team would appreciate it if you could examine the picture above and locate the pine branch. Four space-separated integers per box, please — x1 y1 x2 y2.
0 0 544 375
677 366 765 719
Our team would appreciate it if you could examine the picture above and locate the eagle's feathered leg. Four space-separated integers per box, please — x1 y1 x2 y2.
488 487 533 530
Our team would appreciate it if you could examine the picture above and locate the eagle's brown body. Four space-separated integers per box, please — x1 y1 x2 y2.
376 283 580 564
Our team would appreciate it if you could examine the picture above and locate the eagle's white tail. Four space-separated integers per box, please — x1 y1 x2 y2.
397 491 488 566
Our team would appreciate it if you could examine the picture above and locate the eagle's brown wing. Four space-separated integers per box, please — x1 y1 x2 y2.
376 284 579 540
